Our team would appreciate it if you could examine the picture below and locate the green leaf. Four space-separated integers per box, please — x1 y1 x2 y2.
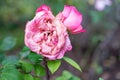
2 56 19 66
24 74 34 80
34 64 46 76
28 52 43 63
22 46 30 51
19 46 30 58
19 60 34 73
56 70 72 80
0 53 5 63
47 60 61 74
34 77 42 80
17 72 24 80
63 57 82 72
56 70 81 80
0 56 23 80
0 65 21 80
70 77 80 80
99 78 104 80
0 36 16 51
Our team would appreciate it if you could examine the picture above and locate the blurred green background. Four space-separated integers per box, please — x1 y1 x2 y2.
0 0 120 80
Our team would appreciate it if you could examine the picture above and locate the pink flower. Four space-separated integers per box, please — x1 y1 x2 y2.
62 5 84 34
25 5 84 60
95 0 112 11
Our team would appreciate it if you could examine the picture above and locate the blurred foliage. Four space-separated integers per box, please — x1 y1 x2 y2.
0 45 81 80
0 46 44 80
0 36 16 51
0 0 41 25
99 78 104 80
56 70 81 80
0 0 120 80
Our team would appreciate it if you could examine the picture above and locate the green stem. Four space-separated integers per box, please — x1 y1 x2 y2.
43 58 50 80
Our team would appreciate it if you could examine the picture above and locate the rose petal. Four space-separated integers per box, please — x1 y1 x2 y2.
36 4 51 13
63 7 82 26
56 36 72 59
62 5 72 18
69 25 85 34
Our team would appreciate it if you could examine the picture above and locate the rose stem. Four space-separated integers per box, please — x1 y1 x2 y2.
43 57 50 80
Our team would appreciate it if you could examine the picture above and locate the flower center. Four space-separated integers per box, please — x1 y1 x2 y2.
35 18 58 46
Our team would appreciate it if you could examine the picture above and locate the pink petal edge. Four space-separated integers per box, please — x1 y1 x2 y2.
36 4 51 13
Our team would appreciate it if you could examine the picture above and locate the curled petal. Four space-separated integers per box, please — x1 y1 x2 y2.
36 4 51 13
69 25 85 34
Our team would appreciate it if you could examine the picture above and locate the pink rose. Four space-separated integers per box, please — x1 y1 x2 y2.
62 5 84 34
25 5 84 60
25 5 72 60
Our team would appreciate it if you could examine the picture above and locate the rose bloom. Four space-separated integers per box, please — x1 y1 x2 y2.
25 5 83 60
95 0 112 11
